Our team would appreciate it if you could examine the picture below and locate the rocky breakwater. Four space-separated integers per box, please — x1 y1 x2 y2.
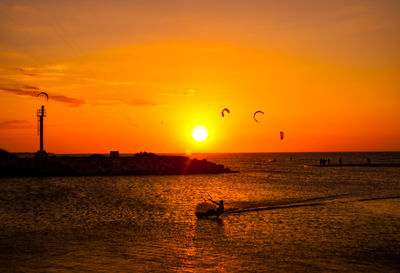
0 150 235 177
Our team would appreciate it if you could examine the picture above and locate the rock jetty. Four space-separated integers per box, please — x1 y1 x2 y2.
0 150 235 177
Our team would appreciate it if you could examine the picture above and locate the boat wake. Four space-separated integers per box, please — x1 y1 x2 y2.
224 194 400 214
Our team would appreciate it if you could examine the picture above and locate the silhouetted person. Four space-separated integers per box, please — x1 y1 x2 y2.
208 199 224 218
367 158 371 165
339 157 342 166
327 159 330 165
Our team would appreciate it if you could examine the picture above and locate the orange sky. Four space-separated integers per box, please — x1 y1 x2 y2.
0 0 399 153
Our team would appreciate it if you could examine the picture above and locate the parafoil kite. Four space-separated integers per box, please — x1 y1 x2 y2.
253 111 264 122
37 92 49 101
221 108 230 117
280 131 284 140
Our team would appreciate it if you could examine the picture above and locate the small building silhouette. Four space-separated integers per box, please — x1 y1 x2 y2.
110 151 121 174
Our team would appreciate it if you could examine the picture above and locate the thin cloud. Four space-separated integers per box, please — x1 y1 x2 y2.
0 85 85 107
16 64 66 72
24 85 40 90
22 72 64 78
50 95 85 107
23 73 40 77
16 67 35 72
0 86 39 97
14 65 66 79
0 120 33 129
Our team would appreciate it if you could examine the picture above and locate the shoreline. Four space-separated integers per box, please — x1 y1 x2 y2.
304 163 400 167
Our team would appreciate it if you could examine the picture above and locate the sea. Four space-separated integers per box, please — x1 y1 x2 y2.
0 152 399 272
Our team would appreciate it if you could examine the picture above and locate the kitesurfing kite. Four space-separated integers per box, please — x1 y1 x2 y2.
37 92 49 101
253 111 264 122
221 108 230 117
280 131 284 140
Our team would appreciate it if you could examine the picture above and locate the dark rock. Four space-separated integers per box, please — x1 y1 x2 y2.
0 152 236 177
0 149 17 159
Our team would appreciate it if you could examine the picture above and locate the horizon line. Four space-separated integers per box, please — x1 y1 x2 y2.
10 150 400 155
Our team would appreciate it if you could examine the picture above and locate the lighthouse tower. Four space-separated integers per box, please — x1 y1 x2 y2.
35 105 48 158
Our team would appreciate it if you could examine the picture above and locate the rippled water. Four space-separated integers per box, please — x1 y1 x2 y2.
1 152 399 272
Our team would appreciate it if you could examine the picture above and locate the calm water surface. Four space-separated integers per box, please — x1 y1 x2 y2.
0 152 399 272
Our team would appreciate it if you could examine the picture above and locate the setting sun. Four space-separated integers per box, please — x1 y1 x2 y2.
191 125 209 142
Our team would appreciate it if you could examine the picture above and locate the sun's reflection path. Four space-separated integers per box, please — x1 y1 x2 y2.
173 217 229 272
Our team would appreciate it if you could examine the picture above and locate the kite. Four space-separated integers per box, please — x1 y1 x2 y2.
221 108 230 117
37 92 49 101
253 111 264 122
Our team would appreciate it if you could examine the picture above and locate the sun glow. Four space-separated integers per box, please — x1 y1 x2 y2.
191 125 209 142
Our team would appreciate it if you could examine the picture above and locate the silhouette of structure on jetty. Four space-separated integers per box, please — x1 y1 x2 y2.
0 150 235 177
35 105 48 159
